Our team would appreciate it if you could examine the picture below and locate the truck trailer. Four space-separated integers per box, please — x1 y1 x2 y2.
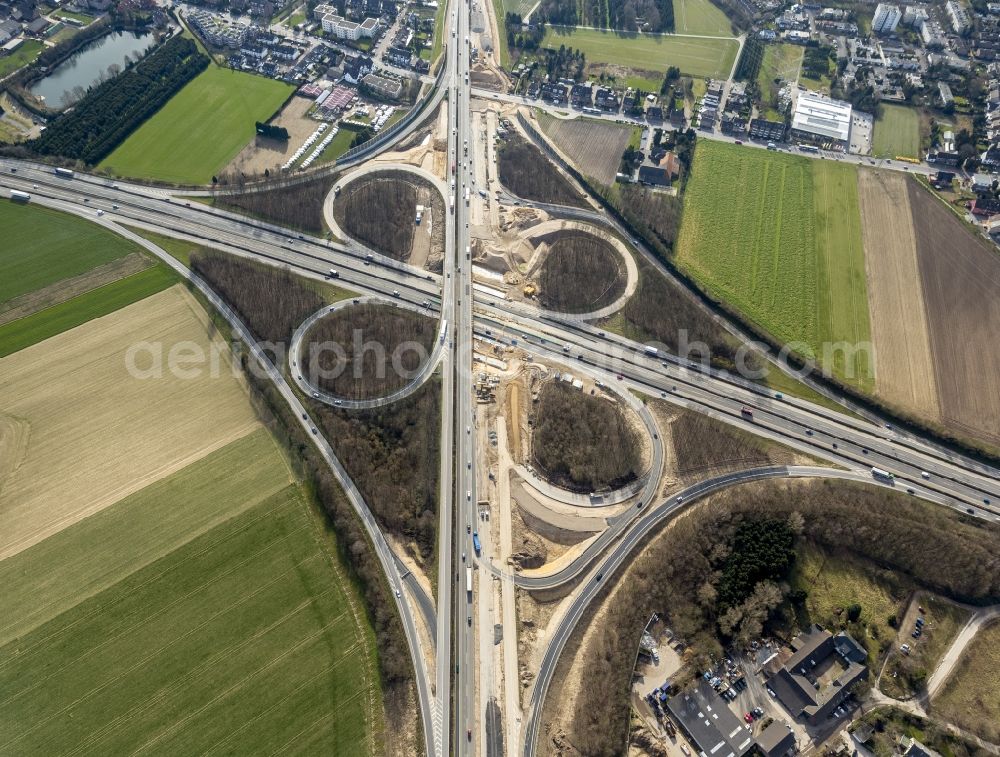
54 167 74 178
870 467 895 484
466 567 473 596
9 189 30 203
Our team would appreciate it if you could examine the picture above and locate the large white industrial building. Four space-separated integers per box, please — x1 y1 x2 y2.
791 91 853 148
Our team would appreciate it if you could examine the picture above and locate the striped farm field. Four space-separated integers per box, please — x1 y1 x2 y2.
0 480 381 755
676 141 872 388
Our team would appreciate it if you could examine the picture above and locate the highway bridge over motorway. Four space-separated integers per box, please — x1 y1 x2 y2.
3 13 999 752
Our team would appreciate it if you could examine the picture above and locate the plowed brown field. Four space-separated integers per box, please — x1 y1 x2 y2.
538 117 633 186
857 170 940 420
909 181 1000 446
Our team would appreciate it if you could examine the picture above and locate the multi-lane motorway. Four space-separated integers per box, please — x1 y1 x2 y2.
4 42 1000 754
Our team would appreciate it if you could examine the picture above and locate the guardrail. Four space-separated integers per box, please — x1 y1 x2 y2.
336 61 447 167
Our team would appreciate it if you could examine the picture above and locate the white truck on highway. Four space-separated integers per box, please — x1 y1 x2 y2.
54 167 74 178
464 186 470 204
466 567 473 596
871 467 895 484
9 189 30 203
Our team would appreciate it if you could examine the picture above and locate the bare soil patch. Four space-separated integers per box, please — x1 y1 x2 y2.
909 180 1000 446
539 117 633 186
857 170 940 420
224 95 321 177
333 170 445 263
0 253 152 327
0 286 260 559
305 302 437 400
536 231 627 314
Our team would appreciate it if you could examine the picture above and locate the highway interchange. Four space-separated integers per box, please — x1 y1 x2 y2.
3 8 1000 752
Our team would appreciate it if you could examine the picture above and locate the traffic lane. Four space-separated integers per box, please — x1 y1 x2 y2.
476 313 1000 507
478 320 997 514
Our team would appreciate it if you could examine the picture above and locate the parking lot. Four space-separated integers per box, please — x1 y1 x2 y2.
850 111 873 155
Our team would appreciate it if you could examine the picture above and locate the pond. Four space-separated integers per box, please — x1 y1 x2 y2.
29 30 157 109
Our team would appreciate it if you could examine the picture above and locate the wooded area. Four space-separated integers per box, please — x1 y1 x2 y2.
531 381 642 492
190 251 323 345
332 173 426 259
32 36 208 164
498 133 587 208
214 173 336 234
313 382 441 562
538 232 626 314
307 303 437 399
558 479 1000 755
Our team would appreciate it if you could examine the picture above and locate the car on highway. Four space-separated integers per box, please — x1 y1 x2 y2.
467 616 472 626
462 552 466 561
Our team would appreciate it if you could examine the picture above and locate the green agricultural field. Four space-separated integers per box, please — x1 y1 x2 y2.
100 65 293 185
673 0 733 35
0 39 43 78
873 104 921 159
0 199 141 304
0 264 177 357
676 140 872 387
542 25 739 80
0 430 383 755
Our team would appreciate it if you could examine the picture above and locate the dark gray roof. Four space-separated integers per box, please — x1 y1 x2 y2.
666 681 755 757
756 721 796 757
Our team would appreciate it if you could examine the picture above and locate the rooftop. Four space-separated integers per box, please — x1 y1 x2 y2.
666 681 755 757
791 91 853 142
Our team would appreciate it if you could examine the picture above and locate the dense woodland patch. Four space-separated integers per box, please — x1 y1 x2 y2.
531 381 642 491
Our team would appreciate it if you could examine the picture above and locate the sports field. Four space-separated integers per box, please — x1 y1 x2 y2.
676 140 872 387
0 200 142 304
872 104 921 159
542 26 739 80
100 65 293 185
0 455 382 755
673 0 733 35
0 286 262 558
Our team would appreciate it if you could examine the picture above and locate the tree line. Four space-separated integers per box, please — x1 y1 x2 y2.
32 36 208 165
255 121 290 141
540 0 674 32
